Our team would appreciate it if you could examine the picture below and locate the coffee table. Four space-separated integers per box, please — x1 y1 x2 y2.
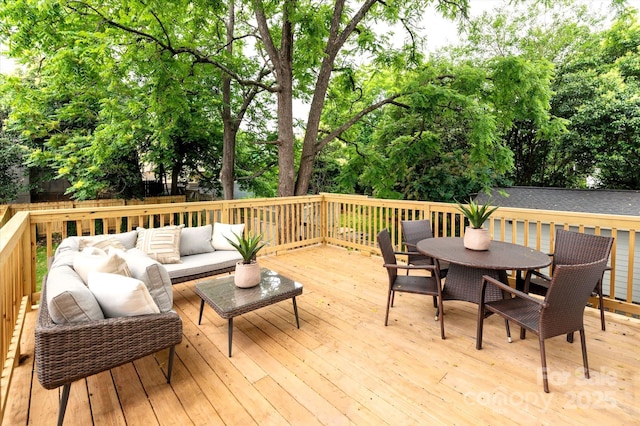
194 268 303 357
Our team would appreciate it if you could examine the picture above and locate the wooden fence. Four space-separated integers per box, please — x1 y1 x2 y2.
7 196 185 237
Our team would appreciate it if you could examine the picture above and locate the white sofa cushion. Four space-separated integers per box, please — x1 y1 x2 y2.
46 265 105 323
136 225 184 264
163 250 243 281
88 272 160 317
180 224 215 256
72 250 131 284
124 248 174 312
211 222 245 250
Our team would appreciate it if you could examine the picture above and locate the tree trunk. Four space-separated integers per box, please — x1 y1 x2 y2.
170 162 181 196
295 0 377 195
220 0 236 200
277 68 296 197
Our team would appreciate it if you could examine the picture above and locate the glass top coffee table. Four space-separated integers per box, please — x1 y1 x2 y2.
194 268 303 357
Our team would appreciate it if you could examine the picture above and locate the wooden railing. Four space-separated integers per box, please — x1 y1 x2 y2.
0 212 31 421
1 193 639 422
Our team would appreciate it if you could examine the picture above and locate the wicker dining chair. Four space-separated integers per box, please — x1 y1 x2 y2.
400 219 449 278
477 258 609 392
377 229 445 339
518 229 613 339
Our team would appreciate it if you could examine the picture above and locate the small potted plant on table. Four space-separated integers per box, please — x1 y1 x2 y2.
456 199 499 251
225 231 266 288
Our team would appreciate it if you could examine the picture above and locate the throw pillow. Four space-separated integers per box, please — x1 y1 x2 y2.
81 246 107 256
211 222 245 250
78 235 126 251
73 251 131 284
179 224 215 256
88 272 160 317
136 225 184 264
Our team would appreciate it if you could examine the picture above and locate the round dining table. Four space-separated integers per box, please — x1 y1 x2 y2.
416 237 551 304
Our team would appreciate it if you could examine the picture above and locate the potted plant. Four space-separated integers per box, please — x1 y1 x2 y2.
225 231 266 288
456 199 499 250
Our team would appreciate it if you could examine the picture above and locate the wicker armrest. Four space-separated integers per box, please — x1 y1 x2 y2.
531 270 551 281
383 263 437 272
480 275 545 306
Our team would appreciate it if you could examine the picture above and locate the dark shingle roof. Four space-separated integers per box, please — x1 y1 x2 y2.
474 187 640 217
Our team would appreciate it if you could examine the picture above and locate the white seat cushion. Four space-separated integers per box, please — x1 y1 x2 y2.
163 251 242 281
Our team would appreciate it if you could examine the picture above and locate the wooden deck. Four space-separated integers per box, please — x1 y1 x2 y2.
4 245 640 425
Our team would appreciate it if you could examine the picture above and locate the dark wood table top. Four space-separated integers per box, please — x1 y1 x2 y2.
417 237 551 271
195 268 303 319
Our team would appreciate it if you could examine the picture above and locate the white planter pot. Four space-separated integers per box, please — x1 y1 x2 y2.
463 226 490 251
234 261 261 288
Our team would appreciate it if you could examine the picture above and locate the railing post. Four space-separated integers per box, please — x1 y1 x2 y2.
321 194 328 244
25 222 35 306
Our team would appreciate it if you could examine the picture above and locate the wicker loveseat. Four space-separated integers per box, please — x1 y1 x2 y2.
35 223 246 425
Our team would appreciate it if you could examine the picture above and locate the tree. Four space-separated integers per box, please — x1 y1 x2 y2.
552 7 640 189
446 1 608 187
329 61 516 201
3 0 577 201
0 91 29 202
0 0 270 199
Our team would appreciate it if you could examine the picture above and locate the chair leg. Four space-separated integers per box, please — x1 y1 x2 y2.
505 319 512 343
390 291 395 308
476 305 485 350
57 383 71 426
539 337 550 393
385 290 393 326
597 279 606 331
167 346 176 383
438 299 445 340
580 328 590 380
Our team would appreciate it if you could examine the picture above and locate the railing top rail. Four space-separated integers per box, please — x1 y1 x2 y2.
26 195 324 224
0 211 29 259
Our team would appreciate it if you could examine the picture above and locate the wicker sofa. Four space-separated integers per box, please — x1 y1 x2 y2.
35 223 245 425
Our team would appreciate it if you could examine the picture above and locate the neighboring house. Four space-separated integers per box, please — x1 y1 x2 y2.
476 187 640 306
476 186 640 217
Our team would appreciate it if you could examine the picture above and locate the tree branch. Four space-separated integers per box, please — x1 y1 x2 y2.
66 1 278 92
313 93 406 155
237 160 278 180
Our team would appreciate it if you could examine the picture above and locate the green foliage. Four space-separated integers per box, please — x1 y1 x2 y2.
551 7 640 189
325 60 515 202
456 199 499 229
0 0 260 200
2 0 638 204
224 231 266 264
0 90 29 202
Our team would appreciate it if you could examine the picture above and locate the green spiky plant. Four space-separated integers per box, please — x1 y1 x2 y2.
225 231 266 264
456 199 499 229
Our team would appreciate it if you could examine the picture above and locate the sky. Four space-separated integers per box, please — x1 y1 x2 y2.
421 0 639 52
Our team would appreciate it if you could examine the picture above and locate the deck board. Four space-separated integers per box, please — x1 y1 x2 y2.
4 245 640 425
